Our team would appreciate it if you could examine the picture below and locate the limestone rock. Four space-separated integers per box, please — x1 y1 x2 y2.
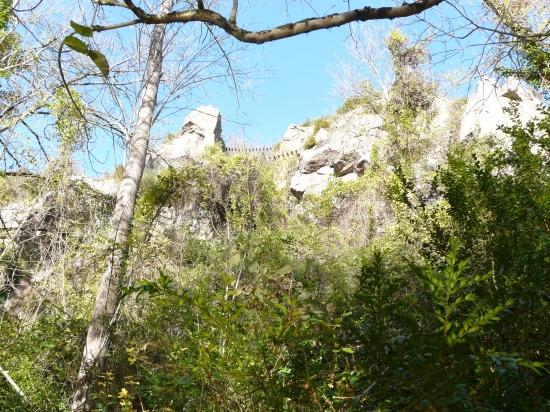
341 173 359 183
317 165 335 176
157 205 217 240
290 172 332 199
299 147 339 174
278 125 314 152
0 201 28 232
74 176 119 196
333 152 360 177
459 77 543 142
150 106 223 168
289 108 385 198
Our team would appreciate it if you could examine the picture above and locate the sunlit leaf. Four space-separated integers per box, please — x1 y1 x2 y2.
70 20 94 37
63 35 89 54
88 50 110 76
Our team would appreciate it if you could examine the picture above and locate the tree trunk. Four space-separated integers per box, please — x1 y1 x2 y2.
71 0 173 409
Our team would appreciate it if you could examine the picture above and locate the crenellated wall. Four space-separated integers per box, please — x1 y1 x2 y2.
224 145 299 161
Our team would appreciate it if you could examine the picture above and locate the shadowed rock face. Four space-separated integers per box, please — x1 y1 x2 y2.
459 77 544 143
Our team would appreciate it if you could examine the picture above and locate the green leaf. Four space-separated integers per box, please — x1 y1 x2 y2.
249 261 260 274
70 20 94 37
63 35 89 54
340 347 355 354
228 253 241 267
275 264 292 275
88 50 110 76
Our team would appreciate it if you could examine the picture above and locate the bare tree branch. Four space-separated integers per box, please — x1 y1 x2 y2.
93 0 129 8
229 0 238 24
92 0 446 44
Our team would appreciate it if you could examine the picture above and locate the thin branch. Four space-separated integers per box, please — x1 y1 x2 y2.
229 0 238 24
21 119 50 161
93 0 128 8
0 364 28 402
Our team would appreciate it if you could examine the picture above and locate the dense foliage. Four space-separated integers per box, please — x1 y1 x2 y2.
2 100 548 410
1 19 549 412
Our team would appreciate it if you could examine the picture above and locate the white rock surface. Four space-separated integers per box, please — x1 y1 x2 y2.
290 172 332 198
459 77 543 142
341 173 359 183
76 176 119 196
0 201 28 231
289 108 386 198
278 125 314 152
150 105 223 167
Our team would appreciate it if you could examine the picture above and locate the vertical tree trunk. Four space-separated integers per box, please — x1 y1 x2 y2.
71 0 173 409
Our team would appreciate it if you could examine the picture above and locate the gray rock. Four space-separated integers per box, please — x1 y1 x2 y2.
290 172 332 199
288 108 385 198
150 105 224 167
157 205 216 240
73 176 119 196
333 152 359 177
459 77 543 142
299 147 339 174
317 166 335 176
340 173 359 183
278 125 314 152
0 201 28 232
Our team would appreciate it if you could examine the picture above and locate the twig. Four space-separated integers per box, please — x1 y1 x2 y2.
0 364 28 402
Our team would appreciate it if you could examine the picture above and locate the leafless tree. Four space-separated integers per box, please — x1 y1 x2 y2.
70 1 175 408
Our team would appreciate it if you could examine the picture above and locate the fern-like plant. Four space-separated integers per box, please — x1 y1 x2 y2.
422 239 513 347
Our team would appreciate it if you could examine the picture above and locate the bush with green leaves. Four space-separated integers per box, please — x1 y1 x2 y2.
0 312 86 411
386 103 550 409
302 117 331 149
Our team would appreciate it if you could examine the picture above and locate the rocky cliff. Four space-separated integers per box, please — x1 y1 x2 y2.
0 77 546 315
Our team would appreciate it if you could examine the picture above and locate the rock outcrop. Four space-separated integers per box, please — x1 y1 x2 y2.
74 176 119 196
286 78 544 199
278 125 314 152
289 109 386 198
149 105 223 168
459 77 544 142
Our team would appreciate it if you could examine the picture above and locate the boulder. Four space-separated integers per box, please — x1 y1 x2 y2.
288 108 385 198
333 152 360 177
299 147 339 174
340 173 359 183
290 172 332 199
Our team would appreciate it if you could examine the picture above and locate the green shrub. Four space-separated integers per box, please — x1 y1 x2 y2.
303 117 331 149
312 116 330 133
337 83 383 115
302 133 316 149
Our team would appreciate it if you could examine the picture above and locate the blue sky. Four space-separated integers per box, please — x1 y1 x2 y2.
202 27 350 145
152 0 483 148
82 1 370 173
167 1 373 147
